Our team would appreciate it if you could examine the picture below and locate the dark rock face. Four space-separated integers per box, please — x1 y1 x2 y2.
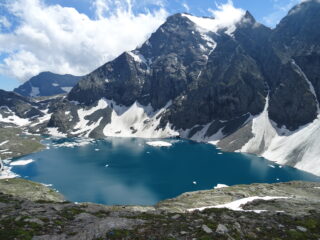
266 0 320 130
14 72 81 97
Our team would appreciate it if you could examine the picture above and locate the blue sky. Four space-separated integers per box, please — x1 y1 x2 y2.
0 0 302 91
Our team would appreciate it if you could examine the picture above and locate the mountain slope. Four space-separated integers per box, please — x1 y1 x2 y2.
14 72 81 97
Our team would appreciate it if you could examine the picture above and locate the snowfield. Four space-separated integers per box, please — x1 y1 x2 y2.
236 94 320 176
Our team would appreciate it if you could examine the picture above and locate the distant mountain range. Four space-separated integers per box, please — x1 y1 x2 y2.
1 0 320 176
14 72 81 97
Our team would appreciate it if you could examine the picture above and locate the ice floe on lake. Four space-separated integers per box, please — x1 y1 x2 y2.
51 138 95 148
146 141 172 147
10 159 34 166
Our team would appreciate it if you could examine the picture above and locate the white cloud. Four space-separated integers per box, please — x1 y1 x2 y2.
207 0 245 30
182 3 190 12
0 16 11 30
0 0 168 82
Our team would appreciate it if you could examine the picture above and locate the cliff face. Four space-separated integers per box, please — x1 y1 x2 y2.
1 179 320 240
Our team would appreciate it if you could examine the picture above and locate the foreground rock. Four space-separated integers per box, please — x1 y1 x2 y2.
0 179 319 239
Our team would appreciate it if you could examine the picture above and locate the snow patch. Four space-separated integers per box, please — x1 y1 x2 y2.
0 166 18 179
127 51 148 64
0 140 9 146
61 87 73 92
30 87 40 97
47 127 67 138
188 196 289 212
30 113 52 127
214 184 229 189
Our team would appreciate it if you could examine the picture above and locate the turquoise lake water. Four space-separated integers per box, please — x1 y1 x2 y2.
11 138 320 205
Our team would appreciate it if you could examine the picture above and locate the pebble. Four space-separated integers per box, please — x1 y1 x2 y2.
296 226 307 232
171 214 180 220
216 224 229 234
25 218 45 226
202 224 213 234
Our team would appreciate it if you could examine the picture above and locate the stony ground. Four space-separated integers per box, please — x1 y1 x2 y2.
0 179 320 240
0 127 44 160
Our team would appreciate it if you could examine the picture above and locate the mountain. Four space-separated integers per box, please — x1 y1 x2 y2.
1 1 320 175
14 72 81 97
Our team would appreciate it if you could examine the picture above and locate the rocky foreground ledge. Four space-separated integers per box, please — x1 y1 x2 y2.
0 179 320 240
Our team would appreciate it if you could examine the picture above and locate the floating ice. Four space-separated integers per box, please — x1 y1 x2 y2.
10 159 34 166
146 141 172 147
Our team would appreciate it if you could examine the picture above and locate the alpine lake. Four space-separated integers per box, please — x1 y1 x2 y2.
10 137 320 205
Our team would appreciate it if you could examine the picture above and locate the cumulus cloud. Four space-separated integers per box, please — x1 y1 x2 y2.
0 0 168 82
208 0 245 29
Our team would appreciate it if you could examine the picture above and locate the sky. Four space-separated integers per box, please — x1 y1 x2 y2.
0 0 304 91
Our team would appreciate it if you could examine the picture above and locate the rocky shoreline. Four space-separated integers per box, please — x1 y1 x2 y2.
0 179 319 239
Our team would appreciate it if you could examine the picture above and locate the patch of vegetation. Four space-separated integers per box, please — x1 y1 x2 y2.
106 229 138 240
91 210 110 218
58 206 86 220
0 216 43 240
